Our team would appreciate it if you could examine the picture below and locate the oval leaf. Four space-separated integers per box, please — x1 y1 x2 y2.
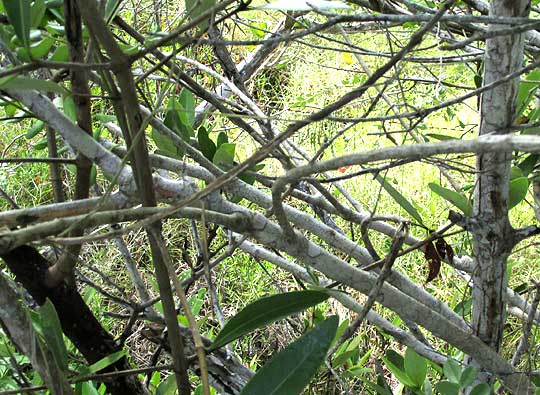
428 183 472 216
508 176 529 210
443 358 461 383
209 290 329 351
469 383 490 395
213 143 235 170
459 365 476 388
197 126 216 160
240 315 338 395
376 175 424 225
404 347 427 388
435 380 460 395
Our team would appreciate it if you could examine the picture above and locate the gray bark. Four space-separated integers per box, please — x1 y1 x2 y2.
470 0 529 385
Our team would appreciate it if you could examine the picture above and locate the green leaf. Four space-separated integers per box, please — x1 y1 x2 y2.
17 36 54 60
38 299 68 371
197 126 216 160
3 0 31 48
517 69 540 114
62 95 77 122
383 351 416 388
518 154 539 176
185 0 216 31
385 349 405 371
89 164 97 186
213 143 235 170
459 366 476 388
156 374 177 395
508 176 529 210
151 128 184 159
34 136 47 150
217 131 228 147
0 76 67 94
376 175 424 225
240 315 338 395
79 350 126 375
44 0 62 8
210 290 329 351
179 88 195 127
469 383 490 395
434 381 460 395
510 166 523 180
75 382 99 395
425 133 456 141
428 183 472 216
474 74 482 89
443 358 461 383
189 287 206 316
404 347 427 388
25 119 44 138
164 98 192 141
361 378 393 395
48 43 68 61
105 0 121 21
30 0 45 28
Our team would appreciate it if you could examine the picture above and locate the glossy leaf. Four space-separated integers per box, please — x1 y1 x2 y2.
79 350 126 375
508 176 529 210
3 0 31 48
428 183 472 216
75 382 99 395
178 88 195 126
376 175 424 225
25 119 44 138
404 347 427 388
17 36 54 60
62 96 77 122
30 0 45 28
49 43 68 61
240 315 338 395
435 381 460 395
210 290 329 351
105 0 121 21
217 131 228 147
38 299 68 371
197 126 216 160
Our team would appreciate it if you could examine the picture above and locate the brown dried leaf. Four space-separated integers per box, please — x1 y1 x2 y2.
425 241 441 283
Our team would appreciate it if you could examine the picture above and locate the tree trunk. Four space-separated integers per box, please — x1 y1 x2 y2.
471 0 529 382
1 246 149 395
